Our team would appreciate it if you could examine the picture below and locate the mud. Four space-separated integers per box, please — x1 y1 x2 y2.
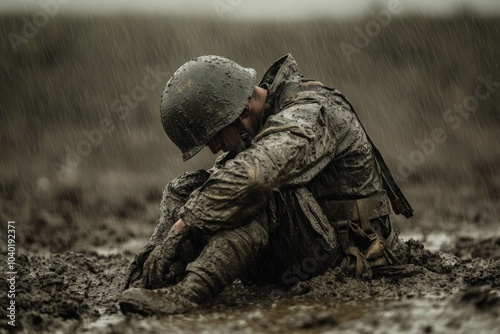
1 220 499 333
1 177 499 334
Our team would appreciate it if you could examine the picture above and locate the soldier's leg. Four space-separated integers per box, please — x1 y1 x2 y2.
241 226 339 286
241 189 341 286
120 218 268 315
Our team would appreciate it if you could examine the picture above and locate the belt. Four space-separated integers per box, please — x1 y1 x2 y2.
319 192 391 233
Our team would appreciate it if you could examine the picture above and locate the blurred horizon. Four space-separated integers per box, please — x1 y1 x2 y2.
2 0 500 18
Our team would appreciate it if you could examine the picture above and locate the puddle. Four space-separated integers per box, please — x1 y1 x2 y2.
80 292 500 333
83 314 123 331
334 292 500 334
94 239 146 256
80 299 370 333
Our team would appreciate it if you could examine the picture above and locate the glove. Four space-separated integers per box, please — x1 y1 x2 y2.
141 228 190 289
123 242 156 290
123 214 175 290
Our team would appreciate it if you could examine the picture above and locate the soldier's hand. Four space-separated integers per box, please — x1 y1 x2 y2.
123 242 156 290
123 217 175 290
141 227 189 289
173 218 188 234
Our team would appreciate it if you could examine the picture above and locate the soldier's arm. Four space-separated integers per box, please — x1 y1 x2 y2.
150 169 211 244
180 103 341 232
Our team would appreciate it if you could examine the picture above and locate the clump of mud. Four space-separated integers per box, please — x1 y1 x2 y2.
443 236 500 260
442 236 500 288
0 252 128 333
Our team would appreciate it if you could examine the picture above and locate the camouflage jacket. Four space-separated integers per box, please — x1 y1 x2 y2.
179 54 384 246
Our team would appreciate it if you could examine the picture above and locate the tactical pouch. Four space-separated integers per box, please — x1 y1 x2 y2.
335 220 400 278
320 192 400 278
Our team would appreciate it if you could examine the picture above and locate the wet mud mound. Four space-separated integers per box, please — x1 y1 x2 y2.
0 253 128 333
443 236 500 260
441 236 500 288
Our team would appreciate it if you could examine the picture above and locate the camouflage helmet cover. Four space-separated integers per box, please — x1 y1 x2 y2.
160 55 257 161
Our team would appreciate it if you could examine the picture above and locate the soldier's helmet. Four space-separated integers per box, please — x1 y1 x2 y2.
160 55 257 161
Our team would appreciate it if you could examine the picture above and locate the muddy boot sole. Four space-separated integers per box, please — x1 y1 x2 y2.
119 287 199 316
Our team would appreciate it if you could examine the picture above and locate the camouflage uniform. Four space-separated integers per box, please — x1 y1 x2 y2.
132 54 400 291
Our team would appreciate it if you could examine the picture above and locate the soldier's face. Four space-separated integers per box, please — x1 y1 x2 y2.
207 86 267 154
207 123 243 154
239 86 267 137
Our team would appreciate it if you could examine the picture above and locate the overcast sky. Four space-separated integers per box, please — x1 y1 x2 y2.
2 0 500 18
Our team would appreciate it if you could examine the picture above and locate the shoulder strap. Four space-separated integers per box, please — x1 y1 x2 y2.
369 142 414 218
339 93 414 218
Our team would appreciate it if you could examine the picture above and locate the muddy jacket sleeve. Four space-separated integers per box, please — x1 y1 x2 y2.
179 102 342 232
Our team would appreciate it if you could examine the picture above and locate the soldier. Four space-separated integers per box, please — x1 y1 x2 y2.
119 54 413 315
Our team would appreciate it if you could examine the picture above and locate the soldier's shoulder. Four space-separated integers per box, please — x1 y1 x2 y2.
271 102 324 126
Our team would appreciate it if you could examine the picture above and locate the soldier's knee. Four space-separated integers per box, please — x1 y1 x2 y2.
239 221 268 247
210 221 268 253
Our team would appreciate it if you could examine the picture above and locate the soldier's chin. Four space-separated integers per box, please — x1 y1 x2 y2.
208 146 221 154
221 145 236 152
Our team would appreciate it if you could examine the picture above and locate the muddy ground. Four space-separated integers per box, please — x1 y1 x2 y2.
0 182 499 334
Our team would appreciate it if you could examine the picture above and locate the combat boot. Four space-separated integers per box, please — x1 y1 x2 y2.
119 272 211 315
